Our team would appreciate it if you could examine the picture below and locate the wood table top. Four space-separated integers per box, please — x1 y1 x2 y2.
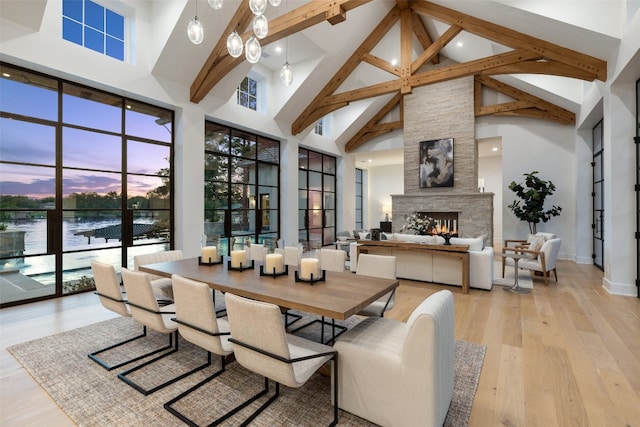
356 239 470 253
139 258 399 321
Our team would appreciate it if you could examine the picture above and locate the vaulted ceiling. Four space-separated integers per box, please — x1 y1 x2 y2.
188 0 609 153
3 0 617 165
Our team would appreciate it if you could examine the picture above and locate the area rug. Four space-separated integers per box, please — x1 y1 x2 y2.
493 261 533 289
8 316 485 426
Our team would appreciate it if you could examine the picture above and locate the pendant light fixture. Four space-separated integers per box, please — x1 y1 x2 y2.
187 0 204 45
280 62 293 86
208 0 223 9
245 35 262 63
227 31 243 57
249 0 267 15
218 0 279 62
279 0 292 85
252 14 268 39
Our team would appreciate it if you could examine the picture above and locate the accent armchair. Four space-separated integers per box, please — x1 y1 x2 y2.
334 290 455 427
502 237 562 285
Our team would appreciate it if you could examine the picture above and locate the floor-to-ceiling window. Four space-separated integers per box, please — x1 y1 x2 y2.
592 119 604 270
0 63 174 307
204 122 280 254
298 148 336 246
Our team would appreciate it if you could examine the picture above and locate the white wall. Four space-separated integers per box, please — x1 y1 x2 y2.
476 117 578 261
478 153 503 246
366 164 404 230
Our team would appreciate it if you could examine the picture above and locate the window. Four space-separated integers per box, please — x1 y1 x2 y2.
204 122 280 255
237 77 258 111
298 148 336 246
62 0 125 61
314 119 324 136
0 62 173 307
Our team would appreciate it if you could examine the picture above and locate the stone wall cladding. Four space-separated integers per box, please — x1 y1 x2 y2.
395 71 493 242
391 193 494 242
403 75 476 194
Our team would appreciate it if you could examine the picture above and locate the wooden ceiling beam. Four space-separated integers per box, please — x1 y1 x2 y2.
400 8 413 94
292 5 401 134
362 53 401 77
475 75 575 124
190 1 253 103
479 59 598 81
411 1 607 81
411 13 439 65
410 49 539 87
318 80 403 108
412 24 461 73
345 92 402 152
191 0 372 103
495 108 573 124
476 100 534 116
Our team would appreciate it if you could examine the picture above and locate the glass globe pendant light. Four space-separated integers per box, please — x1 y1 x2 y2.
252 14 268 39
245 35 261 63
249 0 267 15
268 0 281 6
227 31 243 57
208 0 223 9
280 34 292 86
280 62 293 86
187 0 204 45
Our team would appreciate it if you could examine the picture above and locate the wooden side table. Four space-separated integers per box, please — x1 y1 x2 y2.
501 252 531 294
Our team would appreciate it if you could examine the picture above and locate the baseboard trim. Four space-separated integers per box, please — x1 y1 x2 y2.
602 278 638 297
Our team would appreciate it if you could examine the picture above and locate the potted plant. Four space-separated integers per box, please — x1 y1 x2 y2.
507 171 562 234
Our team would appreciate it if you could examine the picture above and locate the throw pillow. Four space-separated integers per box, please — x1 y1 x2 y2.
526 235 546 259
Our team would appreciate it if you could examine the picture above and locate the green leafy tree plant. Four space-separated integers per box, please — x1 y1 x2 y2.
507 171 562 234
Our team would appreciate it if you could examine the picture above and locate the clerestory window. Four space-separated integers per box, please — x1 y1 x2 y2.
62 0 125 61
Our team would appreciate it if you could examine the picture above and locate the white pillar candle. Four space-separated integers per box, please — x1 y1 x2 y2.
201 246 217 262
265 253 284 274
230 250 246 268
300 258 320 280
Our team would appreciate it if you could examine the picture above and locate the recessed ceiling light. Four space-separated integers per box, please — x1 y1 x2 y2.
391 59 398 66
456 41 463 47
2 73 10 77
275 46 282 54
492 147 498 152
368 159 372 163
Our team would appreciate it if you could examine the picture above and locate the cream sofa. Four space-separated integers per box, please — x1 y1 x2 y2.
350 233 494 290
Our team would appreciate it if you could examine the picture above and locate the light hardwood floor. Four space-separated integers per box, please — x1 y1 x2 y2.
1 259 639 426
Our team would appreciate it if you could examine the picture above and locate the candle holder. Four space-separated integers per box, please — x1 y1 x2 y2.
437 232 458 245
227 260 255 271
198 255 223 266
259 264 289 278
294 269 326 285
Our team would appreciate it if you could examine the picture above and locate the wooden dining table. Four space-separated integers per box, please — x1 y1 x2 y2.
138 257 399 322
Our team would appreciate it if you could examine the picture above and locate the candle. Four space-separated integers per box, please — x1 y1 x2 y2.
230 250 246 268
265 253 284 274
201 246 217 263
300 258 320 280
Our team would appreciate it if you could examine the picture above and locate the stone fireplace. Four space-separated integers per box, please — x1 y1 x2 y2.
392 72 494 241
